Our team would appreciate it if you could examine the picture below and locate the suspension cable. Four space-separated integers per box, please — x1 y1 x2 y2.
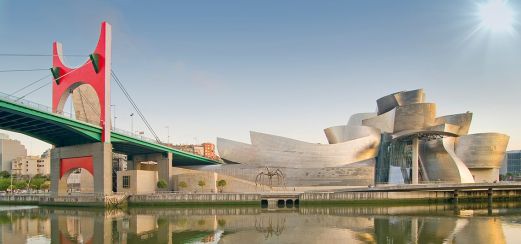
15 82 51 101
76 87 101 123
111 70 162 143
78 88 100 115
15 61 90 101
9 74 52 97
0 53 88 57
0 68 50 73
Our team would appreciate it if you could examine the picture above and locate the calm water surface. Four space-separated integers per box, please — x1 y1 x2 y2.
1 203 521 243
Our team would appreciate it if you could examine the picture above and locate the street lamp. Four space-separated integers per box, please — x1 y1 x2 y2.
165 126 170 144
110 105 117 130
130 113 134 135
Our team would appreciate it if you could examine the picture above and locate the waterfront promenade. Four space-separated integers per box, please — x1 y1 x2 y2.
1 182 521 207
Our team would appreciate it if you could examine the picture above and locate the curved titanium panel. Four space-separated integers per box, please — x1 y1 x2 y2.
216 138 258 164
419 137 474 183
395 89 425 107
363 103 436 134
186 160 376 187
435 112 473 136
345 126 381 141
362 109 396 133
347 113 377 126
324 125 381 144
324 125 349 144
455 133 509 169
217 130 380 169
427 123 461 136
376 92 399 115
376 89 424 115
393 103 436 133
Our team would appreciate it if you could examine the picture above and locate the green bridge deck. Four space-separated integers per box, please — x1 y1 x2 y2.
0 93 219 166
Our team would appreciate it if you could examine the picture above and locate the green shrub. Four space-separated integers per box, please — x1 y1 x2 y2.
216 179 227 193
157 179 168 189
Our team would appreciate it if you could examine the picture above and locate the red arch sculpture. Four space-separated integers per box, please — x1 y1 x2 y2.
60 156 94 178
52 22 112 142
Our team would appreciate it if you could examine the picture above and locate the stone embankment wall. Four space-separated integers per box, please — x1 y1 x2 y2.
0 194 41 204
2 189 521 207
301 189 521 204
129 193 261 206
0 194 127 207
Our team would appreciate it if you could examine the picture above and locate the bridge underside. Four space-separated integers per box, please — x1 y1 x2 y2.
0 109 99 146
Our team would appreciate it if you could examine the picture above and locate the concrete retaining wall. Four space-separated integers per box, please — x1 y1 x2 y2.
129 193 261 206
0 194 127 207
2 189 521 207
301 189 521 204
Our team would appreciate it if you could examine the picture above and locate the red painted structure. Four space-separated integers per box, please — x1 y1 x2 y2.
60 156 94 178
52 21 112 142
52 22 112 180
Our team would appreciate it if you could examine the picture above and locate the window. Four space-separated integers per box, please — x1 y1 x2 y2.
122 176 130 189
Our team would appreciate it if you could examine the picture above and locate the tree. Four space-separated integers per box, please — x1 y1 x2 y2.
0 179 10 191
178 181 188 191
0 171 10 178
157 179 168 190
41 181 51 191
14 180 27 190
198 180 206 192
30 178 46 190
216 179 227 193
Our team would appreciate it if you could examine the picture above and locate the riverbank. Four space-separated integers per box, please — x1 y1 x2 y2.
0 194 128 207
128 193 261 206
0 183 520 207
1 187 521 207
300 189 521 206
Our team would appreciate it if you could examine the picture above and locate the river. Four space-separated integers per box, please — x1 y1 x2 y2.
1 203 521 243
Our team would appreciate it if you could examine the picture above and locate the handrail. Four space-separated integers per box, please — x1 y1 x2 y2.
0 92 219 163
0 92 159 143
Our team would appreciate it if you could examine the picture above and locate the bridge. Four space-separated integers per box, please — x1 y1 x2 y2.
0 22 220 196
0 92 218 165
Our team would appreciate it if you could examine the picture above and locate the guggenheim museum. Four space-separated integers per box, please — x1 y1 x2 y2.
179 89 509 191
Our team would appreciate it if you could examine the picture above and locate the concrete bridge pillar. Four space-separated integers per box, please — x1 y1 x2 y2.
158 152 174 190
129 152 174 190
50 142 113 196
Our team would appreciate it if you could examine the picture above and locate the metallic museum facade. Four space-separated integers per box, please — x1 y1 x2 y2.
184 89 509 190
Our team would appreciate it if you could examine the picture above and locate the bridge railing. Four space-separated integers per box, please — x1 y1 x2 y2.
0 91 162 143
111 127 159 144
0 92 73 119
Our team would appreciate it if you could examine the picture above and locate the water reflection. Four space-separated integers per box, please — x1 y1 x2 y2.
255 216 286 239
0 203 520 243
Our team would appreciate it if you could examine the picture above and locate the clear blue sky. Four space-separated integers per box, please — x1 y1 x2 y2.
0 0 520 155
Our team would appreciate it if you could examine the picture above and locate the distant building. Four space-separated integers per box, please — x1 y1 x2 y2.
11 150 50 176
0 133 27 172
193 145 205 156
503 150 521 175
202 143 218 160
169 143 219 160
